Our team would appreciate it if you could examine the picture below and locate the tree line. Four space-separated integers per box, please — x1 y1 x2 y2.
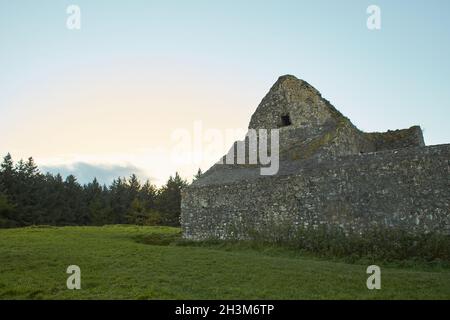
0 153 201 228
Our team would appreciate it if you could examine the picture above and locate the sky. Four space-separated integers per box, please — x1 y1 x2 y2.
1 0 449 185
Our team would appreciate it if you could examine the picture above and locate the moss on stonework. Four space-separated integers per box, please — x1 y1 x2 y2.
287 116 355 161
365 126 423 151
289 131 336 160
366 130 410 143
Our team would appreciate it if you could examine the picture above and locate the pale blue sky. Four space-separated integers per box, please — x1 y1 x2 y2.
1 0 449 184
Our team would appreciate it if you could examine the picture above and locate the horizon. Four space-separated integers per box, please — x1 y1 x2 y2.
1 0 449 185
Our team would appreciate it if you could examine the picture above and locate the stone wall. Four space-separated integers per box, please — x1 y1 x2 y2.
365 126 425 152
181 144 450 240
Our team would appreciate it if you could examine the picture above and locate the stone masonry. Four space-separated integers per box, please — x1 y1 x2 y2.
181 75 449 240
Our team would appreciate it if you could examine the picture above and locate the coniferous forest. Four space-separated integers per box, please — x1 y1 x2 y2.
0 153 197 228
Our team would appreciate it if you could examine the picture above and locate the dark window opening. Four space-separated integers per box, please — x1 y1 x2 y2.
281 114 292 127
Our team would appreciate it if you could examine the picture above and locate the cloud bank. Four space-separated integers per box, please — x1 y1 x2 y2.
41 162 150 186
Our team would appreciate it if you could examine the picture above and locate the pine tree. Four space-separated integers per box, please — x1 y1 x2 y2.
85 178 106 225
24 157 39 178
63 175 85 225
0 153 14 173
128 174 141 193
193 168 203 181
0 193 16 228
157 172 188 226
139 180 158 209
126 198 148 225
109 177 129 224
0 153 15 193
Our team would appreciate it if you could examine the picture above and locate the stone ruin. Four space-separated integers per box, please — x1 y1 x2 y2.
181 75 449 240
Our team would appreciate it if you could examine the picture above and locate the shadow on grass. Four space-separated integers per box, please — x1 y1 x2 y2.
133 231 182 246
131 228 450 271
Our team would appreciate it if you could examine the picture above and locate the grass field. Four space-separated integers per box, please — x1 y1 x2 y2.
0 225 449 299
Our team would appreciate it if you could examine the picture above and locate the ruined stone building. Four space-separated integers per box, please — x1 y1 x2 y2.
181 75 449 240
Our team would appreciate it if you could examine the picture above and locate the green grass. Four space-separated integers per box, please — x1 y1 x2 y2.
0 225 449 299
